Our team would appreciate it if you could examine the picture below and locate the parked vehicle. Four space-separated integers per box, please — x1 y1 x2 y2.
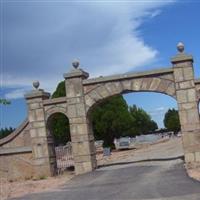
115 137 132 150
177 132 182 137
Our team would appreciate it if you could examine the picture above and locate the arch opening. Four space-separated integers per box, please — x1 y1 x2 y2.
86 91 183 167
46 112 74 172
47 112 70 146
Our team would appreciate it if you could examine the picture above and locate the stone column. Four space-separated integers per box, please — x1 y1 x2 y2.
64 61 97 175
25 82 56 178
172 43 200 166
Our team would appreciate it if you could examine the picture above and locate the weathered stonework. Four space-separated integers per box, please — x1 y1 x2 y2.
1 43 200 179
84 70 176 110
0 119 34 181
172 52 200 166
24 89 57 178
64 68 97 174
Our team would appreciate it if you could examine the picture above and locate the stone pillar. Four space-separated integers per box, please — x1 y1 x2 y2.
25 83 56 178
172 43 200 166
64 61 97 175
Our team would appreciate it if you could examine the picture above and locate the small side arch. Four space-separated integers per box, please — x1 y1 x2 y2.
45 106 68 122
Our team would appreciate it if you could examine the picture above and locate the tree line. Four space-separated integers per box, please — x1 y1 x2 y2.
0 99 13 139
91 96 158 147
0 99 10 105
0 127 15 139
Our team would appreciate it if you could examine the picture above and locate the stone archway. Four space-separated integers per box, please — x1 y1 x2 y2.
3 43 200 180
22 44 200 177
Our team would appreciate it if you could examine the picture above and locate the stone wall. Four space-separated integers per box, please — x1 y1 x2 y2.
0 120 33 180
0 150 33 181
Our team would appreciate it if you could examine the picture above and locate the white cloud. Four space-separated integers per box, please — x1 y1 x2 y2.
155 107 166 111
150 10 162 18
148 107 167 117
5 88 29 99
2 1 174 99
150 106 178 117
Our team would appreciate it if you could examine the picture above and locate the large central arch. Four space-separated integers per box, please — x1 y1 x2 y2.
83 68 176 115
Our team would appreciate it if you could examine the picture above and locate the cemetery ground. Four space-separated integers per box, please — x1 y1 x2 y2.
1 137 200 200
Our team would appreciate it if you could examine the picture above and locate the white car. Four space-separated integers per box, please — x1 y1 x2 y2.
115 137 132 150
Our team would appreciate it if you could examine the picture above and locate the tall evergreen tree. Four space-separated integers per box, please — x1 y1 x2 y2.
164 108 180 134
90 95 133 147
129 105 158 135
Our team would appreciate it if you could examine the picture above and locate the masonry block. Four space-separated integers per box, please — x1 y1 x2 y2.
122 80 132 91
85 94 96 108
185 152 195 162
76 103 86 117
187 88 196 102
67 105 77 118
174 68 184 82
141 78 152 90
183 67 194 80
96 85 110 98
195 152 200 162
176 90 188 103
149 78 161 90
132 79 143 91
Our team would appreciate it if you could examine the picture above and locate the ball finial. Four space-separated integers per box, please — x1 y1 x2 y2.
177 42 184 53
72 59 80 69
33 81 40 90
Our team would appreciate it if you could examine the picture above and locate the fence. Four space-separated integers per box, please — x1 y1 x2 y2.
55 143 74 173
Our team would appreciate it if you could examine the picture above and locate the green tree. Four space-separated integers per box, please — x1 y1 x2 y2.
129 105 158 135
52 81 66 98
163 108 180 134
0 99 11 105
0 98 12 138
0 127 15 139
47 113 70 146
91 95 133 148
51 81 70 145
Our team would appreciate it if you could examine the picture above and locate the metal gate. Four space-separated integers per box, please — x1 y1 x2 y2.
55 142 74 173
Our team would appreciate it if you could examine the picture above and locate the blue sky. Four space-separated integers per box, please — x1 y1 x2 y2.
1 0 200 128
